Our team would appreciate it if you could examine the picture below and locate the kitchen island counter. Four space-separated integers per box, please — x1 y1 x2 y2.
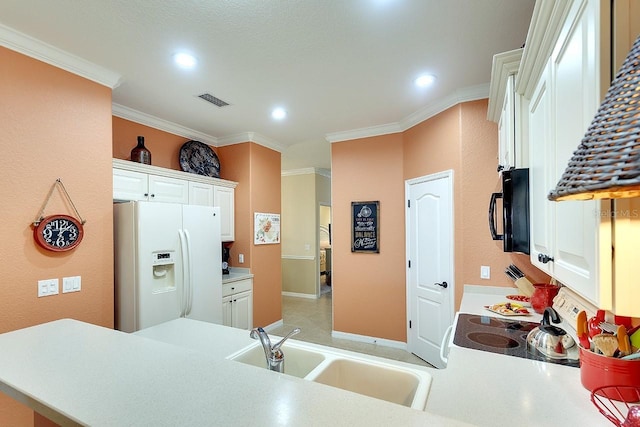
0 319 466 426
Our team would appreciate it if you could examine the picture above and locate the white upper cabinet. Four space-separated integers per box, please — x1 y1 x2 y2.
519 0 617 307
188 182 215 207
113 159 237 242
488 48 526 170
214 185 235 242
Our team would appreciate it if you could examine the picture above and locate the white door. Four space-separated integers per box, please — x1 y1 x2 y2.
406 171 454 368
182 205 222 324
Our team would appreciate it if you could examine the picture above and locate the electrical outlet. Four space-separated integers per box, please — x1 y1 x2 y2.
239 254 244 264
480 266 491 280
38 278 59 297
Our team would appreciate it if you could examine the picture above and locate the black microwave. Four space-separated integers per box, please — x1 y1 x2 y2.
488 168 530 254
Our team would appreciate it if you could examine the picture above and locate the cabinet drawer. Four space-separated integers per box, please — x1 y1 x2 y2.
222 279 252 297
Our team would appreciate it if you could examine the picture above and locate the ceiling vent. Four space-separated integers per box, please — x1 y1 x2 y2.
197 93 230 107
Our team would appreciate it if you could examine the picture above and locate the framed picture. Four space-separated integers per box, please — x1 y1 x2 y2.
351 201 379 253
254 212 280 244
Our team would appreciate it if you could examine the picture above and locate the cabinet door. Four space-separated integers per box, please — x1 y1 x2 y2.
498 75 515 171
549 0 605 303
528 61 554 275
149 174 189 204
189 182 214 206
214 186 235 241
222 295 233 327
231 290 253 330
113 168 149 201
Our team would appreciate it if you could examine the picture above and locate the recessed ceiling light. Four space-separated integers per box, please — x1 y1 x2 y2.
173 52 197 69
271 107 287 120
415 74 436 88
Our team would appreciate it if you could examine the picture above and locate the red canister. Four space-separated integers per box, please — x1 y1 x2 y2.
580 346 640 402
530 284 560 314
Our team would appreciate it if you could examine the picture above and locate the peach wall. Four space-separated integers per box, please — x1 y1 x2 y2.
403 105 465 311
247 144 282 326
0 47 115 425
332 133 407 341
112 117 189 170
332 100 549 342
217 143 252 268
458 101 550 296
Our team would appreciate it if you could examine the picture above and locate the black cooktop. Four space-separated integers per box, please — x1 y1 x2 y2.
453 313 579 368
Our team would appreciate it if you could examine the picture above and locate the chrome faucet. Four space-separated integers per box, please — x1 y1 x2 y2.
249 327 301 373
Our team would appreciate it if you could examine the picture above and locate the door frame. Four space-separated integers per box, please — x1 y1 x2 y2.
405 170 455 356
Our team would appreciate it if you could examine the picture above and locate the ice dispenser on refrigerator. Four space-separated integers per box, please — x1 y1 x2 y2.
151 251 176 292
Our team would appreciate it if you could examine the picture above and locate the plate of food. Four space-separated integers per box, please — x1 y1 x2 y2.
506 294 531 306
485 302 531 316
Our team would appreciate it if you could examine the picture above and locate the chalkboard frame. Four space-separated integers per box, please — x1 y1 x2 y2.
351 201 380 253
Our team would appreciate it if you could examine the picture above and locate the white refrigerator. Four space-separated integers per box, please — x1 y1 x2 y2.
114 201 222 332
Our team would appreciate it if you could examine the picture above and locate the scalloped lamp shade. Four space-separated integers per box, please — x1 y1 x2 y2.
548 34 640 201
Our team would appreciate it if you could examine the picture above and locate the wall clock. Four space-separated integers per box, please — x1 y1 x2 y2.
33 214 84 252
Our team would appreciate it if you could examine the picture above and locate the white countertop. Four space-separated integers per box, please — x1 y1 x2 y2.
0 319 468 426
222 267 253 284
0 285 611 426
425 285 607 426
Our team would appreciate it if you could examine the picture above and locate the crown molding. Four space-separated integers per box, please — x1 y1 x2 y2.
325 122 402 143
0 23 122 89
400 83 490 131
217 132 285 153
325 84 490 143
112 103 218 145
281 168 331 178
486 48 523 123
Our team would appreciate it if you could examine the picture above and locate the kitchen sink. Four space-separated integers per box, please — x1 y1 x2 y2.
307 358 423 408
229 342 325 378
228 339 432 410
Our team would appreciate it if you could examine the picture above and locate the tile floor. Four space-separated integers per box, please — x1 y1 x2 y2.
269 289 433 368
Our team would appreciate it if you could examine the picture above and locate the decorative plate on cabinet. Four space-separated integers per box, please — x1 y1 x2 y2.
179 140 220 178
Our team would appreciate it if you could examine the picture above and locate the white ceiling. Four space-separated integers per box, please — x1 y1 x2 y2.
0 0 534 172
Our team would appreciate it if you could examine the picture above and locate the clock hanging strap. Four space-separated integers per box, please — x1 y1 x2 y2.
33 179 87 226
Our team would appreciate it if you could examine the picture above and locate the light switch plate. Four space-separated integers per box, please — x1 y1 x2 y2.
38 278 59 297
480 266 490 280
63 276 81 293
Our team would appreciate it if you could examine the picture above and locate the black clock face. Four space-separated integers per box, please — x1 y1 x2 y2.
34 215 84 252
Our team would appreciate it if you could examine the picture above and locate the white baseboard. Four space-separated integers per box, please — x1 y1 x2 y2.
281 291 318 299
261 319 283 332
331 330 408 350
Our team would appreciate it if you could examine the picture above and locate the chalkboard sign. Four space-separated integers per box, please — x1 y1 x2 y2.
351 201 379 253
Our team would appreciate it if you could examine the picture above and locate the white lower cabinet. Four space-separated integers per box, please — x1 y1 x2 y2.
222 279 253 330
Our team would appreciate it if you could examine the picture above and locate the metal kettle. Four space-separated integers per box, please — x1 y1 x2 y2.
526 307 578 360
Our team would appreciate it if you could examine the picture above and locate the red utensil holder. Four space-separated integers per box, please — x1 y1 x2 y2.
580 347 640 402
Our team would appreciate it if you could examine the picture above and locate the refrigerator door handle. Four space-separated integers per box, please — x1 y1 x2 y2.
178 229 189 317
183 229 194 316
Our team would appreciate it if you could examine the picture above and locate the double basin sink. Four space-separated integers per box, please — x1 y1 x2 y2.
226 339 433 410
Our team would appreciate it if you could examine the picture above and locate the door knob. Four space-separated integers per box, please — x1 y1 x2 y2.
435 281 448 289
